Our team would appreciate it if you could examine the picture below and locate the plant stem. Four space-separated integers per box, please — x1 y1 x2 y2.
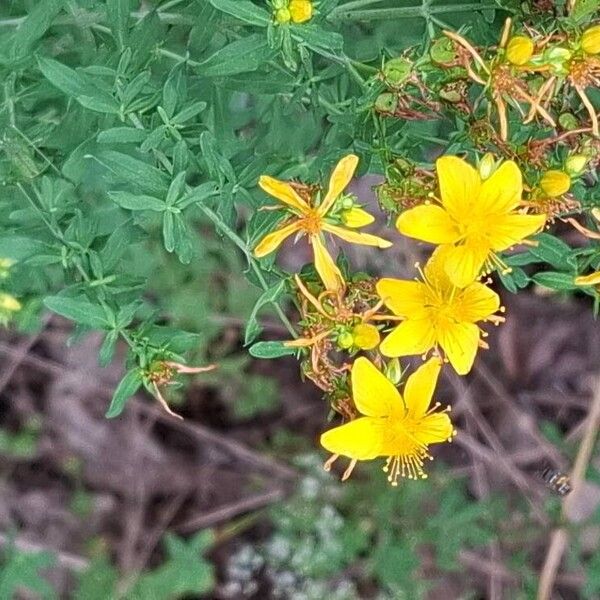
330 3 503 21
195 204 298 339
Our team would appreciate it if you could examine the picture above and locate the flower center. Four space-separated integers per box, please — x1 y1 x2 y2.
299 209 323 234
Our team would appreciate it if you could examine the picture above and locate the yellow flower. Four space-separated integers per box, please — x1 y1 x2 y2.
377 247 502 374
254 155 392 291
505 35 534 65
582 25 600 55
396 156 546 288
575 271 600 286
289 0 313 23
320 356 454 485
351 322 380 350
0 293 21 312
540 170 571 197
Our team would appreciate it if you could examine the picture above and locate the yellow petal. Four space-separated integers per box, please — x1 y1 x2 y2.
258 176 310 213
478 160 522 215
423 245 454 294
396 204 460 245
311 235 344 291
352 323 380 350
379 319 436 357
352 356 399 416
253 221 301 258
320 417 387 460
318 154 359 216
341 207 375 228
454 282 500 322
436 155 481 221
575 271 600 286
254 222 300 258
414 413 454 445
443 242 489 288
322 223 392 248
404 357 442 418
437 321 480 375
488 213 546 251
376 279 430 319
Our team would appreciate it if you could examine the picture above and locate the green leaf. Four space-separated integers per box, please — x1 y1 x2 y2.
532 272 577 291
529 233 573 271
44 296 110 329
99 330 119 367
37 56 120 114
291 24 344 55
208 0 270 26
197 34 275 77
107 0 132 50
109 191 166 211
249 340 296 359
0 543 56 600
97 127 147 144
163 211 176 252
105 369 143 418
245 280 286 345
93 150 170 196
130 532 214 598
10 0 65 60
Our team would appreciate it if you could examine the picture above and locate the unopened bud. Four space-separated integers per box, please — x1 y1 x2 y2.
540 170 571 197
582 25 600 55
374 92 398 113
565 155 588 176
384 358 402 385
0 293 21 312
558 113 579 130
289 0 313 23
352 323 380 350
337 331 354 350
274 7 291 23
506 35 534 66
383 57 412 87
478 153 497 180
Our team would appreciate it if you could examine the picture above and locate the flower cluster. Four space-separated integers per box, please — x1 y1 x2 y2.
253 153 546 484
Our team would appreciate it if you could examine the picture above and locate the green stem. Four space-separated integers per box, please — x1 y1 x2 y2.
157 48 202 68
330 3 504 21
195 204 298 339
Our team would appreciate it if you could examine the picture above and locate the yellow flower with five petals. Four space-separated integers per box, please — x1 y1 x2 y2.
396 155 546 288
320 356 454 485
376 246 502 375
254 155 392 291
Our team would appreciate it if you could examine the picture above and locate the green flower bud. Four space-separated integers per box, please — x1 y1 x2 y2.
565 155 588 176
384 358 402 385
274 7 291 23
478 153 497 180
430 37 456 64
558 113 579 130
374 92 398 113
383 57 412 87
337 330 354 350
